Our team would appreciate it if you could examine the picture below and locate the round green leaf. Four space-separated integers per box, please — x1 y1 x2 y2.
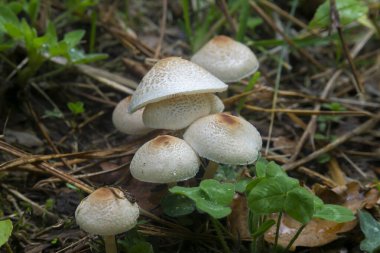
285 188 315 224
0 219 13 247
200 179 235 206
313 204 355 223
248 177 299 214
196 198 232 219
161 194 195 217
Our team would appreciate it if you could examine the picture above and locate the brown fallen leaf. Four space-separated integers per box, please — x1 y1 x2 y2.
264 181 379 250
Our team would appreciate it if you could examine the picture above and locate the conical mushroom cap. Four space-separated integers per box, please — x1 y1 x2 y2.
112 96 152 135
75 187 139 236
142 94 223 130
183 113 262 165
130 135 200 183
191 35 259 83
128 57 228 112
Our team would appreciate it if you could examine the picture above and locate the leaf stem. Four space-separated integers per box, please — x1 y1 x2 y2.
283 224 306 252
210 217 231 253
273 211 283 251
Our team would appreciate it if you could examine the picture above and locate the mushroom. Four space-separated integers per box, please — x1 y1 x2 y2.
183 113 262 177
128 57 228 113
112 96 152 135
75 187 139 253
191 35 259 83
130 135 200 183
142 93 224 130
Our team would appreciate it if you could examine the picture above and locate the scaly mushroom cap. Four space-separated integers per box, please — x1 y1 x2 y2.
75 187 139 236
183 113 262 165
209 94 225 113
128 57 228 113
130 135 200 183
112 96 152 135
142 94 224 130
191 35 259 83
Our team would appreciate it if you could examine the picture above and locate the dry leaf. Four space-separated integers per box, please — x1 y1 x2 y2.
227 194 250 239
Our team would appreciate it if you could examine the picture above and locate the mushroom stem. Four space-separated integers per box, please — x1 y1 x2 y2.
202 161 219 179
103 235 117 253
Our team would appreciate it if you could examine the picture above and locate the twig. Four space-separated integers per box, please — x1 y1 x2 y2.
154 0 168 59
217 0 237 35
283 114 380 170
330 0 364 95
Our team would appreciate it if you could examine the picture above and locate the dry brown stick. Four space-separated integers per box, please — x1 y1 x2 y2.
330 0 364 95
249 0 325 71
217 0 237 34
244 105 372 116
259 0 319 36
289 70 342 161
0 141 95 193
283 114 380 171
154 0 168 59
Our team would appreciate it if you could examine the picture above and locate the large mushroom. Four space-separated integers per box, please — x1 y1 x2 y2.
75 187 139 253
191 35 259 83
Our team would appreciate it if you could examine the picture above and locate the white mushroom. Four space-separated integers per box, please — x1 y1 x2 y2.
75 187 139 253
128 57 228 113
130 135 200 183
112 96 152 135
142 94 224 130
191 35 259 83
183 113 262 165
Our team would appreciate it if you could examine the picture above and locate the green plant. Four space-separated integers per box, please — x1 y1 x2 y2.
165 159 355 252
359 211 380 253
0 3 107 88
0 219 13 248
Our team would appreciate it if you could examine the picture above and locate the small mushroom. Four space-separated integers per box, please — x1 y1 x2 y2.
128 57 228 113
142 93 224 130
183 113 262 165
130 135 200 183
75 187 139 253
191 35 259 83
112 96 152 135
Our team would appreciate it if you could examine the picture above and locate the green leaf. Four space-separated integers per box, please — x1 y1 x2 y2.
3 23 23 39
255 158 268 177
0 219 13 247
266 161 287 178
235 178 251 193
285 188 315 224
71 53 108 64
309 0 369 29
245 178 264 194
200 179 235 206
169 186 204 201
161 193 195 217
67 101 85 115
64 30 85 48
313 204 355 223
359 211 380 253
128 241 154 253
0 6 20 28
247 177 299 214
252 219 276 238
196 198 232 219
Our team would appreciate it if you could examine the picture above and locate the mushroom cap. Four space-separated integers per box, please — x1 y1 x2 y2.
183 113 262 165
191 35 259 83
75 187 139 236
112 96 152 135
130 135 200 183
142 94 223 130
128 57 228 113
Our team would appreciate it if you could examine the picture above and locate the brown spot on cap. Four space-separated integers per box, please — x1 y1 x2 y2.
151 135 174 148
217 113 241 127
88 187 124 203
212 35 233 46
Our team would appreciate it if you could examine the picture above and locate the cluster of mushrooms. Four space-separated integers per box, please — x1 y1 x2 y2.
75 36 262 253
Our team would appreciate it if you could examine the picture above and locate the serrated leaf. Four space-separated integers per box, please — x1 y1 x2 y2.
285 188 315 224
161 193 195 217
309 0 369 29
0 219 13 247
200 179 234 206
313 204 355 223
359 211 380 253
